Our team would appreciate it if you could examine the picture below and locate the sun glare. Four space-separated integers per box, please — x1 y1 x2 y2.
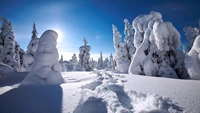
54 29 63 43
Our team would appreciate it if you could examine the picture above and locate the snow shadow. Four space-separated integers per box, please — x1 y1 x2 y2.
82 81 102 91
0 72 28 87
73 97 107 113
0 85 63 113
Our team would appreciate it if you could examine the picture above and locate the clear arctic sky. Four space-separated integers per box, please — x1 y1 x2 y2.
0 0 199 60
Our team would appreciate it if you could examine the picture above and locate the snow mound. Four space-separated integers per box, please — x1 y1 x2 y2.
0 63 14 76
74 71 183 113
19 30 64 86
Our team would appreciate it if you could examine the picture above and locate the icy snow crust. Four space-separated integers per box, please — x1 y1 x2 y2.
20 30 64 86
5 71 200 113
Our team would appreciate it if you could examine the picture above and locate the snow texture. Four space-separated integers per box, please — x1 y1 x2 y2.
20 30 64 86
112 24 130 73
0 63 14 76
1 70 200 113
129 11 185 79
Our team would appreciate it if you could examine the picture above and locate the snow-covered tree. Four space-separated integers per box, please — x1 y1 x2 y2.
183 45 187 54
59 55 66 72
97 52 104 70
184 19 200 80
74 38 91 71
109 53 115 69
14 41 20 68
103 57 109 69
129 11 187 79
19 48 25 66
89 58 97 70
0 17 18 71
70 53 78 70
21 23 39 71
112 24 130 73
124 19 136 60
20 30 64 86
31 22 38 39
183 26 199 51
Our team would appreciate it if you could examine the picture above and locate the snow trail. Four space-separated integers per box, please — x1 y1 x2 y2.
74 71 183 113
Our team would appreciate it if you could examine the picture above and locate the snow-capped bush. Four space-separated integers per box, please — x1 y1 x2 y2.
21 23 39 72
0 63 14 76
20 30 64 86
124 19 136 60
74 38 91 71
112 24 130 73
0 17 18 71
129 11 186 79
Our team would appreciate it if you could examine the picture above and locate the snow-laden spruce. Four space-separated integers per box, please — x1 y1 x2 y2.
0 63 14 76
74 38 92 71
0 17 18 71
184 20 200 80
124 19 136 60
129 11 188 79
20 30 64 86
21 23 39 72
112 24 130 73
109 54 115 69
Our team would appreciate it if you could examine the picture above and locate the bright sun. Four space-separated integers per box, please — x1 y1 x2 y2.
54 29 63 43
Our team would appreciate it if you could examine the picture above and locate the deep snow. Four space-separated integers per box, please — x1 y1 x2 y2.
0 71 200 113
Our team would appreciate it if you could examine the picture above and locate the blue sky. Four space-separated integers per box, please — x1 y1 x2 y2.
0 0 199 60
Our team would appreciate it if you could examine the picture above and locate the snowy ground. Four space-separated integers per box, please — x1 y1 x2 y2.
0 71 200 113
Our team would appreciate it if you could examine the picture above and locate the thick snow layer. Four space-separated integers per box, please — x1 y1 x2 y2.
0 63 14 76
1 70 199 113
20 30 64 86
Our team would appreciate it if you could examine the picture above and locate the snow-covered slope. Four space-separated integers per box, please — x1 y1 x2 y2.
0 71 200 113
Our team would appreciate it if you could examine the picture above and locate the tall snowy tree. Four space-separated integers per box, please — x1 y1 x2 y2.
97 52 104 70
112 24 130 73
14 41 21 69
31 22 38 39
74 38 91 71
0 17 18 71
129 11 188 79
21 22 39 71
124 19 136 60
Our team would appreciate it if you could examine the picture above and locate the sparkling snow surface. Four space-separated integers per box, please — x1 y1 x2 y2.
0 71 200 113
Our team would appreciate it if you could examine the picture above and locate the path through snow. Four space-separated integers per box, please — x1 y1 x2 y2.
73 71 183 113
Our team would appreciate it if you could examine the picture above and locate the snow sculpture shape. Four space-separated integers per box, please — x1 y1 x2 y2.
20 30 64 86
129 11 187 79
